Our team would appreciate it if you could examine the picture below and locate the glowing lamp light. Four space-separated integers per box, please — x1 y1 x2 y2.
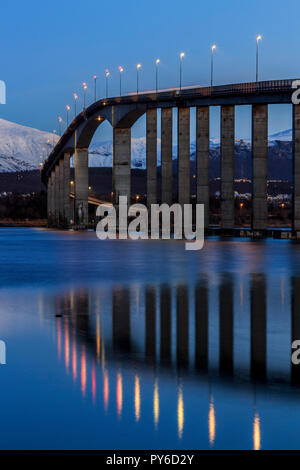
256 34 262 42
137 63 141 69
156 59 160 65
119 66 124 73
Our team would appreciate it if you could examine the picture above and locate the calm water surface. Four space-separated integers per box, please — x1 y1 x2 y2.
1 228 300 450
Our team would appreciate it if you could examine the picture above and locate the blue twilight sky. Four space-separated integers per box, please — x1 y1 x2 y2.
0 0 298 141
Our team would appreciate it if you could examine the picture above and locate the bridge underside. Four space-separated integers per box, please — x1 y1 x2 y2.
43 80 300 234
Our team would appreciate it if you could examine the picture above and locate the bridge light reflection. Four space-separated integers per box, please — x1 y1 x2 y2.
208 396 216 447
153 379 159 428
253 411 261 450
116 371 123 418
134 375 141 422
81 345 86 397
103 369 109 411
177 384 184 439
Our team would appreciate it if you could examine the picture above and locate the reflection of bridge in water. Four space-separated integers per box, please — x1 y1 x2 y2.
49 275 300 448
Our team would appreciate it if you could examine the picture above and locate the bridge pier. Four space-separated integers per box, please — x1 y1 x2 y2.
54 164 60 226
47 171 54 226
221 105 235 229
113 128 131 204
75 148 89 228
293 105 300 232
63 152 71 226
161 108 173 204
178 107 190 205
146 109 157 207
196 106 210 228
59 158 64 224
252 104 268 230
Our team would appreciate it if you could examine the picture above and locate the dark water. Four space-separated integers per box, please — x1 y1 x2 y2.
1 228 300 450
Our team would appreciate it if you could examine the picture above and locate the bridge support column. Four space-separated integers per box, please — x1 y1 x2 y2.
196 106 210 228
293 105 300 232
54 164 60 226
113 128 131 204
75 148 89 228
59 159 64 225
161 108 173 204
221 105 235 229
47 172 54 226
63 152 71 226
178 107 190 205
252 104 268 230
146 109 157 207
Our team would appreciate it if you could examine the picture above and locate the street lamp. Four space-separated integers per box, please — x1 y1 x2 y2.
179 52 185 90
256 35 262 82
118 66 124 96
73 93 78 117
58 116 62 136
105 70 110 98
93 75 97 101
211 44 216 87
137 63 141 94
155 59 160 92
66 105 70 126
82 82 87 109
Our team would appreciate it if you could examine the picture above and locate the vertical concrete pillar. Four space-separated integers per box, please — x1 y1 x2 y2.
59 159 64 225
63 152 71 226
47 173 54 225
293 105 300 232
178 107 190 205
221 105 235 229
50 171 55 226
113 128 131 204
161 108 173 204
75 147 88 228
196 106 210 228
54 164 60 226
252 104 268 230
146 109 157 207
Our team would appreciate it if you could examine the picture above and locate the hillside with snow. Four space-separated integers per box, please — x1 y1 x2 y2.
0 119 59 172
0 118 293 174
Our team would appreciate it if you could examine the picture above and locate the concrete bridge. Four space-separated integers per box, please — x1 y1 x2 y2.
41 79 300 232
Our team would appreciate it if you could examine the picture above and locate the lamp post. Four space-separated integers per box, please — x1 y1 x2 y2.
66 105 70 127
82 82 87 109
73 93 78 117
256 35 262 82
211 44 216 87
155 59 160 92
93 75 97 101
179 52 185 90
105 70 110 98
136 64 141 94
58 116 62 136
118 66 123 96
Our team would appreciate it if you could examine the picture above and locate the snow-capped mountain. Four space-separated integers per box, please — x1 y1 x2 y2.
0 119 59 172
0 118 294 174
